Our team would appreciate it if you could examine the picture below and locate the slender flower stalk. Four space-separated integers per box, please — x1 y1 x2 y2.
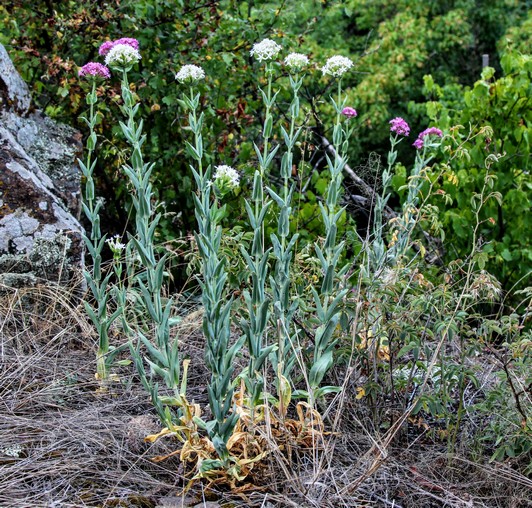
390 127 444 258
109 52 180 426
238 42 283 409
251 39 282 182
268 63 307 386
178 67 242 465
306 59 354 404
78 66 120 382
370 117 411 270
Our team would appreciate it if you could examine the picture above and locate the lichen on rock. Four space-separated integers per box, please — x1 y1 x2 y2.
0 42 84 289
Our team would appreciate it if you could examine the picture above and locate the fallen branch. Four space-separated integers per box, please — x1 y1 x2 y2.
320 134 444 266
321 135 397 221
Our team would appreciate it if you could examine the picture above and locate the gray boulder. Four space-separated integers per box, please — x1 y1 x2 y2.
0 43 84 287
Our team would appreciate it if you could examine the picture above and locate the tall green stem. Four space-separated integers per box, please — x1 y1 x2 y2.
308 77 350 404
268 72 303 382
117 66 179 426
370 133 401 271
182 86 241 464
239 61 282 409
391 143 436 260
79 79 114 382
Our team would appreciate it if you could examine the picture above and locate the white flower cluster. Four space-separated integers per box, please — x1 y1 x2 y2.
321 55 353 77
175 64 206 84
106 235 126 252
250 38 282 62
104 44 141 68
284 52 309 71
213 165 240 189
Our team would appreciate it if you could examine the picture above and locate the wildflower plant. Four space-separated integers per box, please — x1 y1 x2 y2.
91 40 183 425
77 38 422 482
299 56 355 403
369 117 411 270
77 61 121 382
267 54 308 392
390 126 444 258
177 65 244 465
78 36 519 490
236 39 284 409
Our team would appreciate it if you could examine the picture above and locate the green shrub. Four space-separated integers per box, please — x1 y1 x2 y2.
412 50 531 290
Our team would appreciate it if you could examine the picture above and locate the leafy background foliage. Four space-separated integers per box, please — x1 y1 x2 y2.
0 0 530 289
416 51 531 290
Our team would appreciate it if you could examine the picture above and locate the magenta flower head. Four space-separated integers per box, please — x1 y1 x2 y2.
78 62 111 79
413 138 424 150
98 41 115 56
419 127 443 139
389 117 410 136
113 37 140 50
342 107 357 118
99 38 139 56
413 126 443 149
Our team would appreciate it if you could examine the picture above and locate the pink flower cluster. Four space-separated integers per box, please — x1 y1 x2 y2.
413 138 424 150
389 117 410 136
342 106 357 118
78 62 110 79
413 126 443 149
78 38 140 80
98 38 139 56
419 127 443 139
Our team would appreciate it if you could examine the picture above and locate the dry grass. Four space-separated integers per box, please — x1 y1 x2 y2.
1 283 530 508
